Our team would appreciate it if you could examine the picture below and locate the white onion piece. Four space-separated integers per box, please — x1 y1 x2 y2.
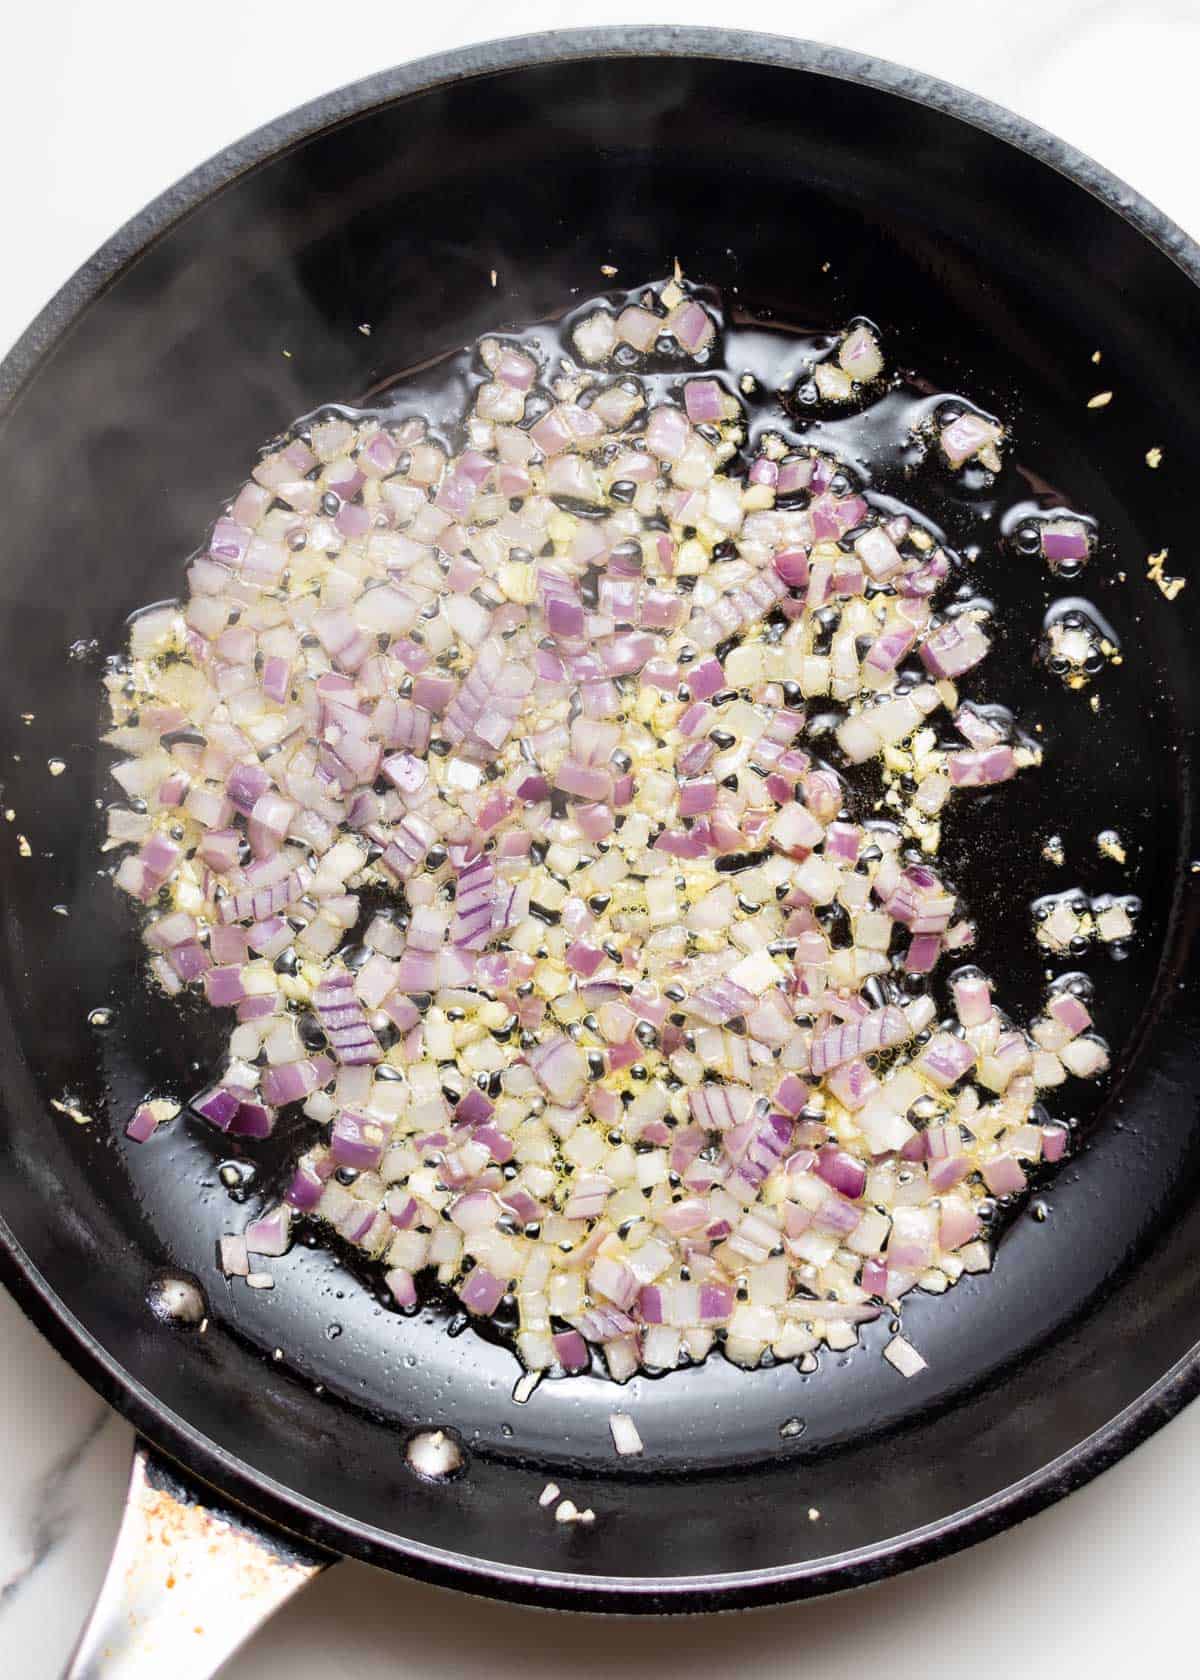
609 1412 644 1456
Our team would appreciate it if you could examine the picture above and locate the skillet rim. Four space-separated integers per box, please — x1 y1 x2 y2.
2 24 1199 1610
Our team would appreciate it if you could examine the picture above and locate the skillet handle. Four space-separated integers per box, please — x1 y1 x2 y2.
62 1437 333 1680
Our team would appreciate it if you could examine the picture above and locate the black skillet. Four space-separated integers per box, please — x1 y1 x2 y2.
2 25 1200 1658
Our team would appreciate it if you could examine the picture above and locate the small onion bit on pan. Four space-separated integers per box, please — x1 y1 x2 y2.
103 278 1110 1384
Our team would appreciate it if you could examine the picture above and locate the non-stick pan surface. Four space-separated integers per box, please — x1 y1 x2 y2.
2 28 1199 1610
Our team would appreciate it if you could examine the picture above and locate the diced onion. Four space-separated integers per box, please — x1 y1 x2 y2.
102 276 1109 1390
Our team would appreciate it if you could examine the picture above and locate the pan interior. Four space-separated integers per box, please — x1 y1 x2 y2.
0 45 1198 1598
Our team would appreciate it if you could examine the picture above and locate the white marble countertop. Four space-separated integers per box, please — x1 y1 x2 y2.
3 1 1200 1674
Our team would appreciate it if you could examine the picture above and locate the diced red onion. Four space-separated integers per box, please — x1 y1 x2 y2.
125 1105 160 1144
104 290 1104 1392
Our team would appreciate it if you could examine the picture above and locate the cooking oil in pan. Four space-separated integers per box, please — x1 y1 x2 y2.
86 280 1174 1416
